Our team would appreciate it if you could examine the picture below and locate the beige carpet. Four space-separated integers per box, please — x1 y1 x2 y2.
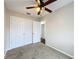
5 43 72 59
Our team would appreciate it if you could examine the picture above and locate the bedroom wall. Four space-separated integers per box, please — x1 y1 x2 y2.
4 6 10 53
42 2 74 58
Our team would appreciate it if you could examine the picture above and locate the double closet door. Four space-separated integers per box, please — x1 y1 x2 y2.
10 16 41 50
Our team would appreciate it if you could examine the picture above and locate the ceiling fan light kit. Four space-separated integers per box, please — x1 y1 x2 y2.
26 0 57 15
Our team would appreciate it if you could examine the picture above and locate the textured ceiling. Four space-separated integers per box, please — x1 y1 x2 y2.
4 0 73 17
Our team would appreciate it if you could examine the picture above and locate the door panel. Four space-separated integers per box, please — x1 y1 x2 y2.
33 21 41 43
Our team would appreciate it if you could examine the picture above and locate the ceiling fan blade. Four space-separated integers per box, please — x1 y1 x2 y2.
44 0 57 6
35 0 40 5
38 11 41 15
45 7 52 13
40 0 45 7
38 10 41 15
37 7 42 15
26 6 36 9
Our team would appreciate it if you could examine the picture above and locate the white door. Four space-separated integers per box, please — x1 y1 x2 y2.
10 16 32 49
33 21 41 43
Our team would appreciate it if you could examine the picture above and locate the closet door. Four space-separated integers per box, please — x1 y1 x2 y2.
33 21 41 43
10 16 32 49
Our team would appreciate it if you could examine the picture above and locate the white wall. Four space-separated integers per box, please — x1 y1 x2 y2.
43 2 74 58
41 24 45 38
4 6 10 53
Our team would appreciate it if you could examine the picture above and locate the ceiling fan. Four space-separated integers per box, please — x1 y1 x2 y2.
26 0 57 15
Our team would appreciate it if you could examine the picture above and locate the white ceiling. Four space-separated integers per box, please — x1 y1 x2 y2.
5 0 73 17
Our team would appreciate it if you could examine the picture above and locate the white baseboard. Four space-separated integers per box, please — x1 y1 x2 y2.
46 44 74 58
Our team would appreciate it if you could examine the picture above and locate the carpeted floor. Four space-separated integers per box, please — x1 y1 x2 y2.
5 43 72 59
